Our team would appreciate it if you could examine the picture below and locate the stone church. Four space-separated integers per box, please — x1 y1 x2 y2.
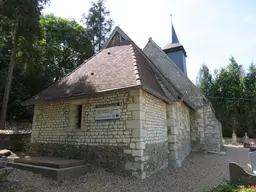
24 23 223 179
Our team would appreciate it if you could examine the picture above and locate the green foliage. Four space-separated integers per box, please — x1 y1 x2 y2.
0 14 93 122
211 184 237 192
197 57 256 137
0 0 49 41
0 0 50 129
82 0 113 52
202 183 256 192
196 63 213 98
29 14 93 83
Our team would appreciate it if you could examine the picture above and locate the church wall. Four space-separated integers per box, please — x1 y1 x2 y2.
29 89 142 171
203 105 223 151
190 104 223 152
124 90 168 179
141 91 168 176
167 102 191 167
30 88 170 179
190 108 205 150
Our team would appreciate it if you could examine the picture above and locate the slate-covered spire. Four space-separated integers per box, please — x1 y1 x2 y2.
163 17 187 76
163 24 181 49
171 24 179 44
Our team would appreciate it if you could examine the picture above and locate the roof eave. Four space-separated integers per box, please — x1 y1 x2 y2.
22 85 142 106
163 45 187 57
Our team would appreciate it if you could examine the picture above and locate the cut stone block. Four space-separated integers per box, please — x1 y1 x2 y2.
126 120 143 129
129 89 141 96
130 143 136 149
136 142 145 149
133 96 145 103
132 111 145 120
168 144 178 150
132 129 147 138
127 103 141 111
167 118 175 127
168 135 177 143
132 149 144 157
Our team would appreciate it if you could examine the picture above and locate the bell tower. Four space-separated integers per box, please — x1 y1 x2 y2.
163 17 187 75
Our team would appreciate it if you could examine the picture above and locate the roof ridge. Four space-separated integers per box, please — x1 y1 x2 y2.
130 43 141 85
130 41 181 101
147 38 208 102
22 50 103 105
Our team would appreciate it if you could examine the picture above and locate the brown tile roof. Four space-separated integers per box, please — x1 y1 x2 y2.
24 42 168 105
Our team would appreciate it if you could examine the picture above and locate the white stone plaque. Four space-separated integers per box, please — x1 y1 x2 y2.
95 104 121 121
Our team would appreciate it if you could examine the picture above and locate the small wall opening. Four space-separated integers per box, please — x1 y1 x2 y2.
69 104 83 130
76 105 82 129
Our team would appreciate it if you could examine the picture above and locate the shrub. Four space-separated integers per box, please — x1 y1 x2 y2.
202 184 256 192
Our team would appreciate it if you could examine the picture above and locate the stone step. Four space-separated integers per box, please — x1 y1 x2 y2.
7 162 92 180
14 156 86 169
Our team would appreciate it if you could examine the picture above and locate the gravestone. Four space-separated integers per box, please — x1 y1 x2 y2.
229 162 256 186
231 130 238 145
243 132 250 148
249 152 256 174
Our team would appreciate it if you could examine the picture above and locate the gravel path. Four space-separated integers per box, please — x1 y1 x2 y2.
0 146 251 192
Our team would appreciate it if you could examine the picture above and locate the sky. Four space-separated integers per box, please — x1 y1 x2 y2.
43 0 256 83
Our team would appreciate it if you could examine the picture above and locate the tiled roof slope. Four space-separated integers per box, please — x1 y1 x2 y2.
24 42 168 105
143 38 207 108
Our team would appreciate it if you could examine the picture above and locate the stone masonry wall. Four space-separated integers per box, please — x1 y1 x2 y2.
190 103 223 152
167 101 191 167
31 89 169 178
124 90 168 179
190 108 204 151
203 105 223 151
142 91 167 144
32 91 133 145
142 91 168 176
31 90 138 171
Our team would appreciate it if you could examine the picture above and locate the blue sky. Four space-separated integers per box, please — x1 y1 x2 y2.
44 0 256 83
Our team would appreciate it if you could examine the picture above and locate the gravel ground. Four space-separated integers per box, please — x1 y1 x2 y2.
0 145 251 192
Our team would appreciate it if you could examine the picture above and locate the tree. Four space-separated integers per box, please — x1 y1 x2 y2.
212 57 245 136
243 63 256 136
39 14 93 83
0 14 93 123
196 56 255 137
82 0 113 52
196 63 213 98
0 0 49 129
